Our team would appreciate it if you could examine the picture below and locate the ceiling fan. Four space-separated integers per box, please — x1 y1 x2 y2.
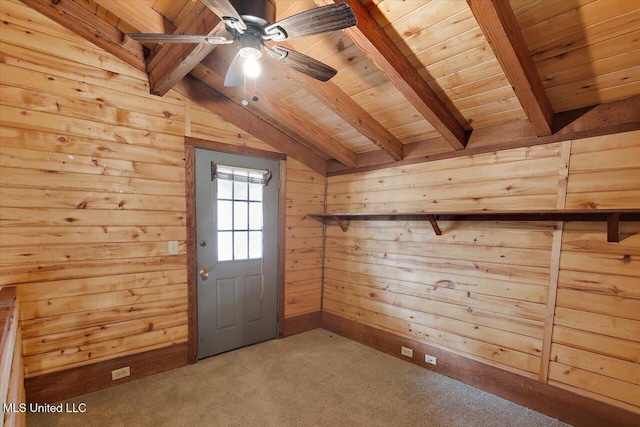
127 0 357 87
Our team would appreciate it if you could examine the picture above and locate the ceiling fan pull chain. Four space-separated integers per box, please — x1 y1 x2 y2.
241 73 249 106
252 77 259 103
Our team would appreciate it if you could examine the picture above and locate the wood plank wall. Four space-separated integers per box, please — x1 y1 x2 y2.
285 159 325 318
0 0 323 383
0 0 187 378
548 132 640 412
324 130 640 413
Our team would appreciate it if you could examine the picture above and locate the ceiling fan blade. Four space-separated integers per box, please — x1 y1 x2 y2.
264 2 357 41
269 46 337 82
224 52 245 87
200 0 247 31
127 33 232 44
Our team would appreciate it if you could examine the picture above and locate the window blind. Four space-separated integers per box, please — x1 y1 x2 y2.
211 162 272 186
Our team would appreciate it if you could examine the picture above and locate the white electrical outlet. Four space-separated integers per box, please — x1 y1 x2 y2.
168 241 179 255
111 366 130 381
425 354 437 365
401 346 414 358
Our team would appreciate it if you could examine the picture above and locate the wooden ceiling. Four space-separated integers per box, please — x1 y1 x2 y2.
18 0 640 175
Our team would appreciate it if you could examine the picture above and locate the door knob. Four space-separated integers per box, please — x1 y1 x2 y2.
199 269 209 279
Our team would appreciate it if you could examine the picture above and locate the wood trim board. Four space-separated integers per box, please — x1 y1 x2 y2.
556 140 572 210
25 343 188 404
539 222 563 382
321 312 639 427
0 288 17 364
184 137 287 161
1 288 19 420
283 312 321 337
278 160 287 337
184 144 197 365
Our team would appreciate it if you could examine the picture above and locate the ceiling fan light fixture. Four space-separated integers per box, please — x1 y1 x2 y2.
241 49 262 78
238 31 263 78
129 1 358 86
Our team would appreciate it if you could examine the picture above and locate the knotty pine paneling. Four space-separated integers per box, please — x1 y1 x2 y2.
565 131 640 210
327 143 564 213
284 159 325 318
324 144 562 376
551 221 640 411
324 130 640 413
323 219 551 378
0 0 322 379
188 102 277 153
512 0 640 113
0 0 188 378
549 130 640 412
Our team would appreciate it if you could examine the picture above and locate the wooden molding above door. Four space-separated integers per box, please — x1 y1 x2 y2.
185 137 287 161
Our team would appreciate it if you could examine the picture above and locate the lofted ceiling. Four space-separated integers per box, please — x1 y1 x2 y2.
18 0 640 175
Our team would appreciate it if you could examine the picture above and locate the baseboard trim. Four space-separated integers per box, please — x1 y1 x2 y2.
321 312 639 427
282 311 320 337
25 343 188 404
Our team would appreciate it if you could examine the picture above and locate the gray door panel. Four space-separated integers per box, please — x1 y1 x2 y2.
195 148 279 359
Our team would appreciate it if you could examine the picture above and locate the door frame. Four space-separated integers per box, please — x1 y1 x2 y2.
184 137 287 364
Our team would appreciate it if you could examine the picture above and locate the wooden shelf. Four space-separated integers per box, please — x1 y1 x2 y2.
309 210 640 242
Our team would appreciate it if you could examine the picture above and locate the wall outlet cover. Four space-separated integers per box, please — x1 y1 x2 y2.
111 366 131 381
401 346 414 358
425 355 437 365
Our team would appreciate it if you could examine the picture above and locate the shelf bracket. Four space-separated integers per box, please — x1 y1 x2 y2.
333 216 350 232
607 213 620 243
427 215 442 236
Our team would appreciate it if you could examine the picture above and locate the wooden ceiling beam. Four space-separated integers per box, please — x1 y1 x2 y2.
327 95 640 175
316 0 467 151
94 0 176 34
147 5 226 97
269 51 404 161
19 0 146 72
96 1 225 97
249 93 357 167
468 0 554 136
175 75 327 175
197 53 358 167
297 72 404 161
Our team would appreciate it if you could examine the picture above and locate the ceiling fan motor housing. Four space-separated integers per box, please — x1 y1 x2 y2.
231 0 276 25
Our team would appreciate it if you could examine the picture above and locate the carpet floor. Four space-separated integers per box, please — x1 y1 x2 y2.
28 329 568 426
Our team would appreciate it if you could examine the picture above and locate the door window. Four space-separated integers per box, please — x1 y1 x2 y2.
215 166 268 262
